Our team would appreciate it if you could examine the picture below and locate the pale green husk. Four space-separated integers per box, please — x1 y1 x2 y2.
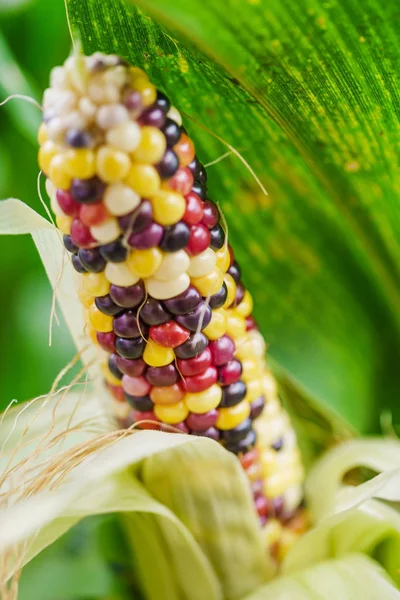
1 197 400 599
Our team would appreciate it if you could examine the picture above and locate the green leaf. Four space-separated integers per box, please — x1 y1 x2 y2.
65 0 400 433
243 554 400 600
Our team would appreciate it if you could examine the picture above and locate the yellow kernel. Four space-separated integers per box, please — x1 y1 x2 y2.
223 273 236 308
241 358 261 382
225 312 246 339
191 268 224 297
127 247 163 278
125 163 160 196
245 378 263 402
38 140 58 173
184 384 222 414
134 78 157 107
96 145 131 183
202 308 227 340
56 214 72 235
82 272 110 296
37 122 48 145
235 290 253 317
154 400 189 424
88 304 113 332
131 126 166 164
262 520 282 547
129 67 147 81
215 245 230 273
77 288 94 308
150 190 186 225
65 148 96 179
49 154 72 190
101 363 122 386
143 339 175 367
216 400 251 430
86 323 99 345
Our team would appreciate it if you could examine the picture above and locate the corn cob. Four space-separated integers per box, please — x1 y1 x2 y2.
38 52 305 555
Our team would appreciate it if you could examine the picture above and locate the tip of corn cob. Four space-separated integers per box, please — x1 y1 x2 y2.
38 51 305 558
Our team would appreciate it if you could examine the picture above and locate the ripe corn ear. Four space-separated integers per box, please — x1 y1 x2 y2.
39 52 306 558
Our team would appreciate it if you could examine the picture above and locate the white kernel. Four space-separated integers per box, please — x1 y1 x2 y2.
65 55 88 94
146 273 190 300
187 248 216 277
167 106 182 126
45 178 55 198
50 66 69 90
153 250 190 281
90 218 121 243
105 262 140 286
47 111 87 142
43 88 77 115
50 193 64 217
106 121 142 152
88 77 119 104
103 183 141 216
96 104 129 129
79 96 97 120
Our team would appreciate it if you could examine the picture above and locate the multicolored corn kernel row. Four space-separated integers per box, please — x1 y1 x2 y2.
39 52 304 547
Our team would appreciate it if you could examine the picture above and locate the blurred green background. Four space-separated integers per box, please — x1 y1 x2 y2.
0 0 76 408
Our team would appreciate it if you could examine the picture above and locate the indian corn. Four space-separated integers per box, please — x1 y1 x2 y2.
38 52 305 557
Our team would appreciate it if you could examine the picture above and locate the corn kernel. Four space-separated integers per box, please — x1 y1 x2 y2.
96 145 131 183
103 183 141 216
191 268 224 297
90 217 120 243
215 245 230 273
49 154 72 190
89 304 113 332
82 272 110 296
143 339 175 367
146 273 190 300
202 308 227 340
184 384 222 413
241 358 261 382
245 378 263 403
101 363 122 386
235 290 253 318
86 323 99 345
223 273 237 308
217 400 251 430
77 288 94 308
153 250 190 281
134 78 157 107
105 262 140 286
38 140 58 173
65 148 96 179
56 214 72 234
187 248 216 278
150 190 186 225
154 400 188 424
125 163 160 196
132 127 166 164
127 247 163 278
37 122 48 145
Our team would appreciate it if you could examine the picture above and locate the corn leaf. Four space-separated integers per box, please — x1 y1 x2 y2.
65 0 400 434
243 554 400 600
0 392 269 598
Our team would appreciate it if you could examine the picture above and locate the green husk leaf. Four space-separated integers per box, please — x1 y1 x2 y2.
305 438 400 521
141 435 271 599
65 0 400 434
1 396 269 598
243 554 400 600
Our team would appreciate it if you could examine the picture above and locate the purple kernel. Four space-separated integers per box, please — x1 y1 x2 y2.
128 221 163 249
140 298 171 326
116 356 146 377
65 129 93 148
193 427 220 441
162 285 201 315
186 410 218 431
115 336 146 359
95 295 123 317
71 177 105 204
250 395 265 420
118 200 153 234
145 364 178 386
108 353 123 380
156 149 179 179
113 311 147 338
174 332 208 360
175 301 212 332
109 282 145 308
138 106 166 128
